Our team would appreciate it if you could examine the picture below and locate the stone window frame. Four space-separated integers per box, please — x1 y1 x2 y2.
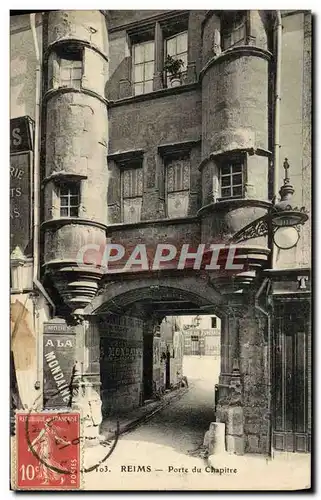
220 11 251 51
121 162 144 223
158 141 196 219
164 155 191 219
48 44 84 91
107 150 145 224
126 12 190 96
58 180 81 218
220 161 244 199
162 18 189 89
127 25 156 97
131 37 155 96
216 152 247 201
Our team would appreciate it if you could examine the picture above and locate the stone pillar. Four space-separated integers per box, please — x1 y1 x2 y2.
153 22 163 91
218 310 241 384
188 144 201 215
186 11 200 83
238 309 269 454
216 302 270 456
70 317 102 445
141 150 160 221
216 308 245 455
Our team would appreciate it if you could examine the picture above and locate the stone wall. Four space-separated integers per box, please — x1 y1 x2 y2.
216 305 269 455
97 314 144 416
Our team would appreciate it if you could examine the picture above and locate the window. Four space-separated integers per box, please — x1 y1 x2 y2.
59 50 83 89
132 41 155 95
220 160 244 199
164 31 188 86
122 165 143 223
166 157 190 218
211 317 217 329
221 12 246 50
59 183 80 217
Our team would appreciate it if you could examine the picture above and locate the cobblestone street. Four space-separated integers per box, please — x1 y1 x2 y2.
84 357 310 491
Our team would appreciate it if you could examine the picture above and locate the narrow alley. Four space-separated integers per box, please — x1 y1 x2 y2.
84 356 310 491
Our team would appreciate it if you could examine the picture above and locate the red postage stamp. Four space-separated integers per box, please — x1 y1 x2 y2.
15 411 81 490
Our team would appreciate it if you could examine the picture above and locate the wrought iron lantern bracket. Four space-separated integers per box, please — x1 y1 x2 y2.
230 159 309 245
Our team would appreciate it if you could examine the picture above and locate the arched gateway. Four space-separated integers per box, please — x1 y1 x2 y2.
66 272 269 456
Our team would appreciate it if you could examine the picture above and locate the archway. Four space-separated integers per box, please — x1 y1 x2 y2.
82 274 271 455
84 275 225 419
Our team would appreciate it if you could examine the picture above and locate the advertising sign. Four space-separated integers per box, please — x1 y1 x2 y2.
10 116 34 255
43 323 77 408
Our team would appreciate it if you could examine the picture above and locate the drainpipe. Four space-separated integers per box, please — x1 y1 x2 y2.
30 13 55 316
30 14 55 396
30 13 41 284
255 277 272 457
272 11 283 269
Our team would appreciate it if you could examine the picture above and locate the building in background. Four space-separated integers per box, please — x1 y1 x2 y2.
10 10 311 455
179 315 221 357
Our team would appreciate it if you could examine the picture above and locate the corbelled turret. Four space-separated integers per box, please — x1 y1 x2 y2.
42 11 109 314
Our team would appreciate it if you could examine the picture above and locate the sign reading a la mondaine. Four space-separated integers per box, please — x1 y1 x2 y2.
43 322 77 408
10 116 34 255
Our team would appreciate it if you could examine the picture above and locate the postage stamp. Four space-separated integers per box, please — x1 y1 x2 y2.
15 411 82 490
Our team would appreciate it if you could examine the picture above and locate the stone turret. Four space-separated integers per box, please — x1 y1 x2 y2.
42 11 109 314
199 11 273 291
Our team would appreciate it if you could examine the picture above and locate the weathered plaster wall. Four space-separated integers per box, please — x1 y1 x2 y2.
10 13 43 120
106 219 201 268
109 91 201 152
108 10 167 30
275 12 311 269
108 91 201 221
11 294 50 409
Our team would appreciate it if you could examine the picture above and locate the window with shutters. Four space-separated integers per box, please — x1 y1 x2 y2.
221 12 246 50
165 157 190 218
121 165 143 223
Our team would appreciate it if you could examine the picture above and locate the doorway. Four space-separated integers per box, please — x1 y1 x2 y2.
272 300 311 452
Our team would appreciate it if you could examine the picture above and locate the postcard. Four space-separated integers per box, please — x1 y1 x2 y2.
10 9 311 491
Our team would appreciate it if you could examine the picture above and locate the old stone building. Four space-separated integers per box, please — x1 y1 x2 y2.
10 10 311 454
179 315 221 356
